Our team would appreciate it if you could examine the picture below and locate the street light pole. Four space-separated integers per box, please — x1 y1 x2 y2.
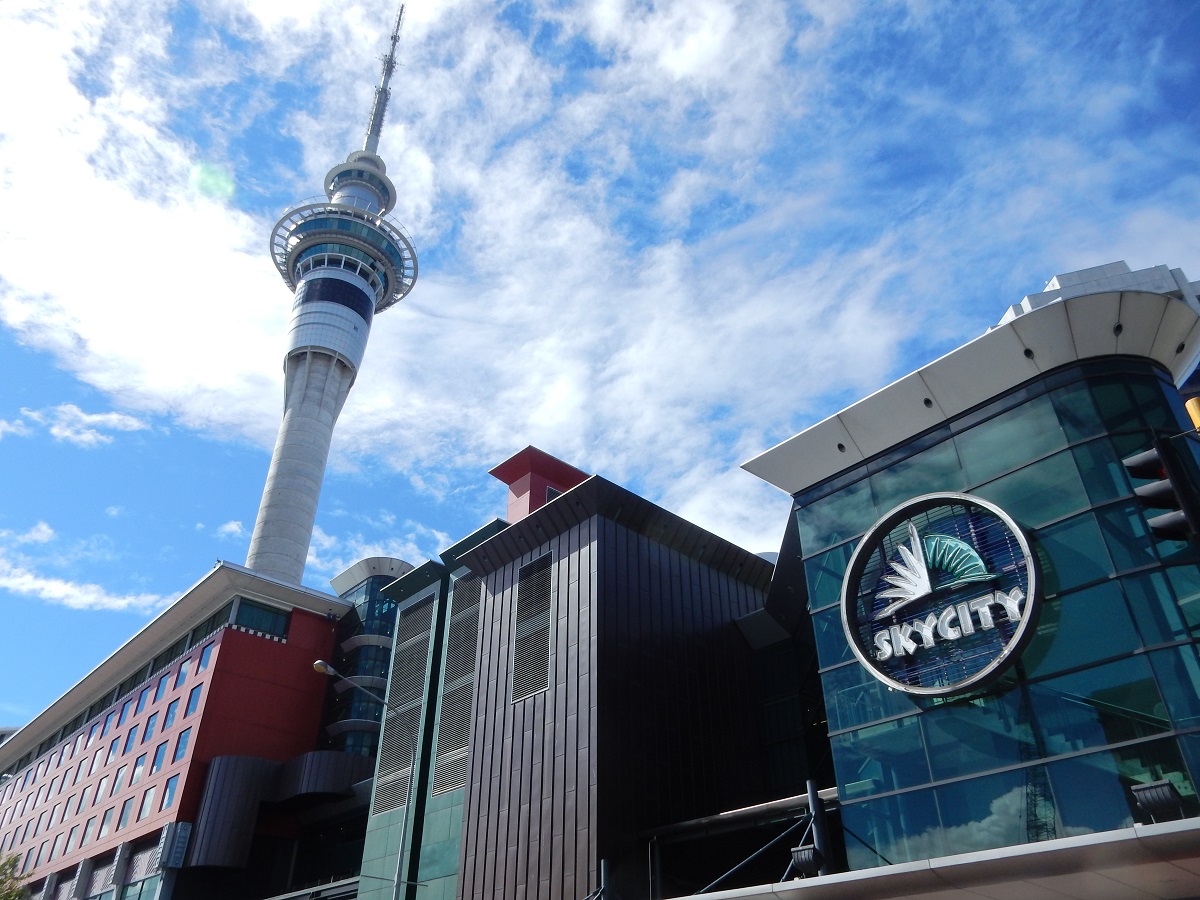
313 659 424 900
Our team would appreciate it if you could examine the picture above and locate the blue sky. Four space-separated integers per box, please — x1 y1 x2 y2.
1 0 1199 725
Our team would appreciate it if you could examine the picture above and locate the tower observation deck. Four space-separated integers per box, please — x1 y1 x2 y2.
246 6 418 584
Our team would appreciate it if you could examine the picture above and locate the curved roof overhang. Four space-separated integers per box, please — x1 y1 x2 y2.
743 290 1200 496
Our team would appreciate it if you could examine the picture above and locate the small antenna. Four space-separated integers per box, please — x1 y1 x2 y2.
363 3 405 154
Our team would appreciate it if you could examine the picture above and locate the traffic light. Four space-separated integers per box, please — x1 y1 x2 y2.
1122 443 1196 541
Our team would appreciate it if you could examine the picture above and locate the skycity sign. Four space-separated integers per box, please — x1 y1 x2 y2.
840 493 1039 697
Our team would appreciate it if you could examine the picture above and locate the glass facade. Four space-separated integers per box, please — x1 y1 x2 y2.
793 360 1200 869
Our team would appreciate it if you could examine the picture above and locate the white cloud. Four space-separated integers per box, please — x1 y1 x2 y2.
305 522 453 583
13 523 55 545
18 404 149 447
0 552 172 612
216 521 247 538
2 0 1199 559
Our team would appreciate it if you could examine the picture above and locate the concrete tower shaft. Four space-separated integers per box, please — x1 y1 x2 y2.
246 5 417 584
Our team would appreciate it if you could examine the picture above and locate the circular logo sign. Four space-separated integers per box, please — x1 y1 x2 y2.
840 493 1039 697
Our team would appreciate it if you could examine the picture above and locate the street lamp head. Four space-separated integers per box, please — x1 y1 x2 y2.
313 659 339 677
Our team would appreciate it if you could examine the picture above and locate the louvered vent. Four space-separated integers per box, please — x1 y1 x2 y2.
511 554 553 703
375 598 434 814
432 576 482 794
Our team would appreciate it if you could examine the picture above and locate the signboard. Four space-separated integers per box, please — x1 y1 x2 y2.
840 493 1039 697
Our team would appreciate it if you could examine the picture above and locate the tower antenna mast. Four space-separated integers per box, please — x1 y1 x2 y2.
364 3 405 154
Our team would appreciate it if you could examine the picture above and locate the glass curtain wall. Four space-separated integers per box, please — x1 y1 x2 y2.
795 360 1200 869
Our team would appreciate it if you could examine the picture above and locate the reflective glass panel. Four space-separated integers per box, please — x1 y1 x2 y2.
805 543 855 612
797 479 876 557
812 606 853 669
922 691 1032 781
841 788 941 868
1033 513 1112 595
1021 581 1140 681
1028 655 1168 756
956 396 1066 486
973 450 1088 528
833 715 929 796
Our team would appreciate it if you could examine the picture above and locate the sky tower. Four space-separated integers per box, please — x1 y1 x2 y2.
246 6 418 584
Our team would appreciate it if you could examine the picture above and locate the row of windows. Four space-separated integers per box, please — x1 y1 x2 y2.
1 725 192 856
12 774 179 875
3 641 212 791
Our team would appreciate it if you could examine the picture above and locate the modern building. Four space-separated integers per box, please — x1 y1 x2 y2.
353 446 823 900
734 260 1200 897
0 563 354 898
245 6 418 585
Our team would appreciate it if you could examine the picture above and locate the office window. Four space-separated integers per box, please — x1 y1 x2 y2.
130 754 146 786
175 660 190 689
106 738 120 765
142 714 158 743
111 765 127 796
150 743 167 775
163 700 179 730
50 830 64 861
154 674 169 703
77 787 92 815
100 712 115 738
185 685 202 717
94 777 109 805
65 824 79 853
85 724 99 749
117 699 132 727
172 729 191 763
160 775 178 811
89 748 104 776
136 788 155 822
234 599 288 637
35 840 47 868
73 760 86 785
197 643 214 671
97 807 113 838
116 798 133 830
135 688 150 715
49 802 61 827
81 816 95 847
511 553 553 702
123 726 139 755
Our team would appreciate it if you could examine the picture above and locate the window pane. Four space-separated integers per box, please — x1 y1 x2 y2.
1096 503 1158 574
870 439 965 514
934 769 1034 852
812 606 853 669
197 643 213 671
1123 572 1190 645
1051 380 1105 442
97 808 113 838
116 798 132 830
1073 439 1127 505
956 396 1066 485
922 690 1032 781
173 729 191 763
142 714 158 743
175 660 190 689
1028 655 1169 755
185 685 202 717
822 662 919 732
1033 513 1112 595
973 450 1088 528
137 788 155 821
797 479 876 557
1148 646 1200 730
163 700 179 730
154 675 169 703
841 788 941 868
160 775 178 811
150 743 167 775
130 754 146 786
1022 581 1140 681
135 688 150 715
805 543 854 612
123 726 139 755
833 715 929 796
